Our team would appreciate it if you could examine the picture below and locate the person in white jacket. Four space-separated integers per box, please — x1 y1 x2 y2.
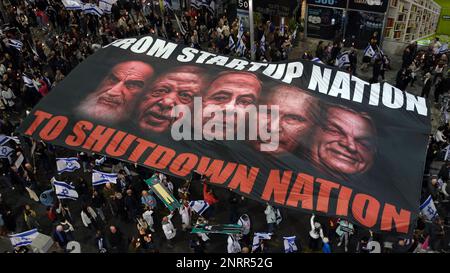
227 234 242 253
264 204 277 233
237 214 251 236
1 84 15 111
179 200 192 231
336 218 354 252
309 214 324 251
81 205 98 230
142 205 155 232
162 211 176 248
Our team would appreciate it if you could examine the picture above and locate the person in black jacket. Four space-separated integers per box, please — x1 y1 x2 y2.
438 161 450 184
124 189 140 222
107 225 125 253
421 73 433 98
91 190 106 222
430 217 446 252
190 235 205 253
53 224 69 249
428 175 441 202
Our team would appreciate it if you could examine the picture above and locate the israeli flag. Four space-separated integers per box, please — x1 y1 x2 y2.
92 170 117 186
53 180 78 200
56 157 81 174
189 200 210 215
0 135 20 146
252 232 272 252
260 35 266 53
99 0 116 14
235 20 244 53
311 57 323 64
336 52 350 68
251 43 256 55
204 0 215 14
191 0 200 9
22 73 35 89
237 41 246 56
364 44 376 58
164 0 173 11
292 27 297 41
420 195 439 221
82 3 103 17
0 146 14 160
95 156 106 166
9 229 39 247
283 236 298 253
7 39 23 51
228 35 235 51
62 0 83 10
0 135 10 146
439 44 448 54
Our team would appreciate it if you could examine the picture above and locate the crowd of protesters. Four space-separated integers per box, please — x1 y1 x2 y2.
0 0 449 253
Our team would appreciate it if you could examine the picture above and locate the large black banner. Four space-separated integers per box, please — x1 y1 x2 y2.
18 35 431 235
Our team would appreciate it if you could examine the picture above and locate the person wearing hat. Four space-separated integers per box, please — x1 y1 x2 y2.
421 72 433 99
309 214 324 252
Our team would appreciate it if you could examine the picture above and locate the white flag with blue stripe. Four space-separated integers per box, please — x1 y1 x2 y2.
56 157 81 174
283 236 298 253
252 232 272 252
205 0 215 14
235 20 244 54
377 45 385 57
7 39 23 51
311 57 323 64
99 0 116 14
189 200 210 215
0 146 14 160
0 135 20 146
95 156 106 166
364 44 376 58
229 35 235 51
0 135 9 146
92 170 117 186
82 3 103 16
53 179 78 200
62 0 83 10
22 73 35 89
439 44 448 54
419 195 439 221
9 229 39 247
260 34 266 53
191 0 200 9
336 52 350 68
237 40 246 56
164 0 173 11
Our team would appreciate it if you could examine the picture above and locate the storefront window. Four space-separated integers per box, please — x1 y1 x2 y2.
307 6 344 40
345 11 384 49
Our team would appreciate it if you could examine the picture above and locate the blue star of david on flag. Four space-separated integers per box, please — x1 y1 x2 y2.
92 170 118 186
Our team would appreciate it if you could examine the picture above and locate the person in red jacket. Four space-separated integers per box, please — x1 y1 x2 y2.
37 79 49 97
203 179 218 220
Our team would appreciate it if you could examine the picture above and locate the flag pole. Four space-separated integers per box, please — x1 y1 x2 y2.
248 0 255 61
